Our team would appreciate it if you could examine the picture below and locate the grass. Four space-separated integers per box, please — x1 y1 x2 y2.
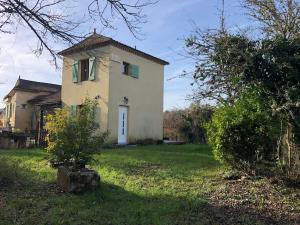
0 144 299 225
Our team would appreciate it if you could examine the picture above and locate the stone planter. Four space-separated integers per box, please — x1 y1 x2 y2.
57 166 100 193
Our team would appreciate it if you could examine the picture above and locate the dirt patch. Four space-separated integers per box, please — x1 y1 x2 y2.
175 178 300 225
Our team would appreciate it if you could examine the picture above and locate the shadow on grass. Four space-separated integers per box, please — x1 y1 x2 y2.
0 156 297 225
51 182 293 225
95 144 220 178
0 155 55 192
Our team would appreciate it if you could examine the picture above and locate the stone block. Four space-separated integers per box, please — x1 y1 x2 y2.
57 166 100 193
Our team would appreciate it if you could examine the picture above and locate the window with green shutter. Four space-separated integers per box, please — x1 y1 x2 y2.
89 57 96 81
80 59 89 81
130 64 139 78
121 61 139 79
72 61 79 83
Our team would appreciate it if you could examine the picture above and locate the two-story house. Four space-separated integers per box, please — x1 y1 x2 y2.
3 78 61 132
59 33 169 144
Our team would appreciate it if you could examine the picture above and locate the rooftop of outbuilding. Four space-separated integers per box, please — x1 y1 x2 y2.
4 78 61 100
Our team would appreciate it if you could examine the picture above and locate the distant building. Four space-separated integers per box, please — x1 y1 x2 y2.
2 78 61 143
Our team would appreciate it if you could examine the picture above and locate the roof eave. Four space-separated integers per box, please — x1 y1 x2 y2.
110 40 170 66
59 39 169 66
3 90 15 101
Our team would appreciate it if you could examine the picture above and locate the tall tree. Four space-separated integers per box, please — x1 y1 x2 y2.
185 0 300 104
185 30 251 104
243 0 300 39
0 0 157 65
184 0 252 104
242 37 300 174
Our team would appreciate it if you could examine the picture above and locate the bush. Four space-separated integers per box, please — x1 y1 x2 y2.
206 94 279 174
45 98 108 170
163 104 214 143
178 105 214 143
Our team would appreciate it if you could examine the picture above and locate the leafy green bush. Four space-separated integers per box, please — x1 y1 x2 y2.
45 98 108 170
206 94 279 173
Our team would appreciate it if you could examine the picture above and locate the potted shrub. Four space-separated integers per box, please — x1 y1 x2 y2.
45 98 108 193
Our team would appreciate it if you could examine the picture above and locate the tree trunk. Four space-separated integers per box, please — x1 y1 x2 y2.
280 122 300 178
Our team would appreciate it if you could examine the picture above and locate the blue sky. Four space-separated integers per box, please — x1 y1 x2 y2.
0 0 249 110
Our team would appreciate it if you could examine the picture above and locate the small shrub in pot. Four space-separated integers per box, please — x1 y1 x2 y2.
45 98 108 192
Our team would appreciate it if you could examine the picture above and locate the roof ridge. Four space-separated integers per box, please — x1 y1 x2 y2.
58 33 112 55
17 78 61 86
4 78 61 100
92 33 111 39
58 33 169 65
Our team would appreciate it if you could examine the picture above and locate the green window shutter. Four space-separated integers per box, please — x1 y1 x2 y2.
70 105 77 117
89 57 96 81
130 64 139 78
72 61 79 83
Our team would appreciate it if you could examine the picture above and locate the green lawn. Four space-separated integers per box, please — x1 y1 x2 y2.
0 145 298 225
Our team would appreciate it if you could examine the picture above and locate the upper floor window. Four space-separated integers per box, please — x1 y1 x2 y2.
122 62 130 75
72 57 96 83
122 61 139 79
80 59 89 81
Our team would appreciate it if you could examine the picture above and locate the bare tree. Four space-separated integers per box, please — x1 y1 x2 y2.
184 0 300 104
0 0 157 66
243 0 300 39
163 104 214 143
184 29 250 104
183 0 250 104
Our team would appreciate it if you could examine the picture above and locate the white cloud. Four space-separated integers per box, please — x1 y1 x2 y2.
0 31 61 107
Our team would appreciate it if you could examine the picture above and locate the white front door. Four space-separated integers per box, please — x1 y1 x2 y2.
118 106 128 145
